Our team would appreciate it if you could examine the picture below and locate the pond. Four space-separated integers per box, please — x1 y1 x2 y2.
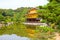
0 23 37 40
0 23 54 40
0 34 30 40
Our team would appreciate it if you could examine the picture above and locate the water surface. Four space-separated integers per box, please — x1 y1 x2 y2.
0 34 30 40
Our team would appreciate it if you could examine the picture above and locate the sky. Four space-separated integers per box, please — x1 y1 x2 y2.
0 0 48 9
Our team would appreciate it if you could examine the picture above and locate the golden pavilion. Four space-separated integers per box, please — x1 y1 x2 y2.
25 8 40 22
24 8 48 26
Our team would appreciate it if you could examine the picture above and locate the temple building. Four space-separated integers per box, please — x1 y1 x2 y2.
25 8 40 22
24 8 48 26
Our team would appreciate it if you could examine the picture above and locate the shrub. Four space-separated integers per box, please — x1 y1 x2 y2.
38 26 54 32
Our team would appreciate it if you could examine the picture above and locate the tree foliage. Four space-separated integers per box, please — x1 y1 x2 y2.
37 0 60 28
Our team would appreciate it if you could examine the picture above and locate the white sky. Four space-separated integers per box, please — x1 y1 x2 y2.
0 0 48 9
